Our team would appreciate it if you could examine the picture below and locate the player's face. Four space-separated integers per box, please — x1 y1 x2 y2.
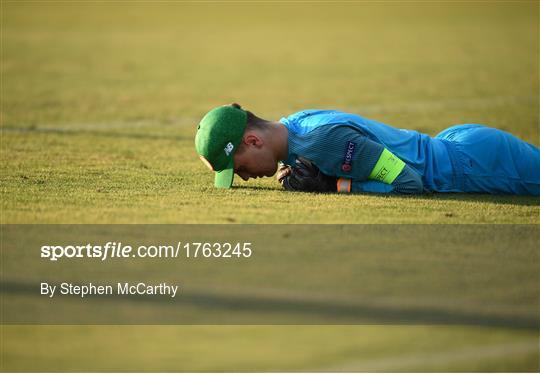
233 142 278 181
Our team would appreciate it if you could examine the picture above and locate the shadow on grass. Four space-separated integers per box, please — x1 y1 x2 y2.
2 280 538 329
231 185 281 192
234 185 540 206
395 193 540 207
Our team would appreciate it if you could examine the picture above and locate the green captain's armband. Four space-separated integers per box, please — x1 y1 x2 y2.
368 148 406 184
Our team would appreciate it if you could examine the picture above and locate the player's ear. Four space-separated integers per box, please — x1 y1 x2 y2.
243 133 263 147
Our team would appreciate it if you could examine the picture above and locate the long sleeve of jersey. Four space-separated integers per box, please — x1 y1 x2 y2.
352 170 424 194
285 123 424 194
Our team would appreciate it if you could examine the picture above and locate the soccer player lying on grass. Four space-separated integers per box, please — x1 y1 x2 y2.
195 103 540 195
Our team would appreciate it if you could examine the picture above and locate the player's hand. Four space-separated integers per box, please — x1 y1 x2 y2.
279 157 337 193
276 163 292 184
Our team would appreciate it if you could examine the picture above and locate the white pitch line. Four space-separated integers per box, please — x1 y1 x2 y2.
319 338 539 372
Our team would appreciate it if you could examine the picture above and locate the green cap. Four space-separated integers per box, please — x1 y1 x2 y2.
195 105 247 188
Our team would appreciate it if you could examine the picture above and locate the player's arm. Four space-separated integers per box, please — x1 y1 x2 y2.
280 124 424 194
340 153 424 194
329 125 424 194
278 159 424 194
347 168 424 194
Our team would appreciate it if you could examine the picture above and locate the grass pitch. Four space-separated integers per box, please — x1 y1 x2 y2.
1 1 539 224
1 1 539 372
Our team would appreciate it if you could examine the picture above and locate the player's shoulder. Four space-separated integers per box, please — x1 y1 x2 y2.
281 109 356 135
290 124 367 158
285 109 340 120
